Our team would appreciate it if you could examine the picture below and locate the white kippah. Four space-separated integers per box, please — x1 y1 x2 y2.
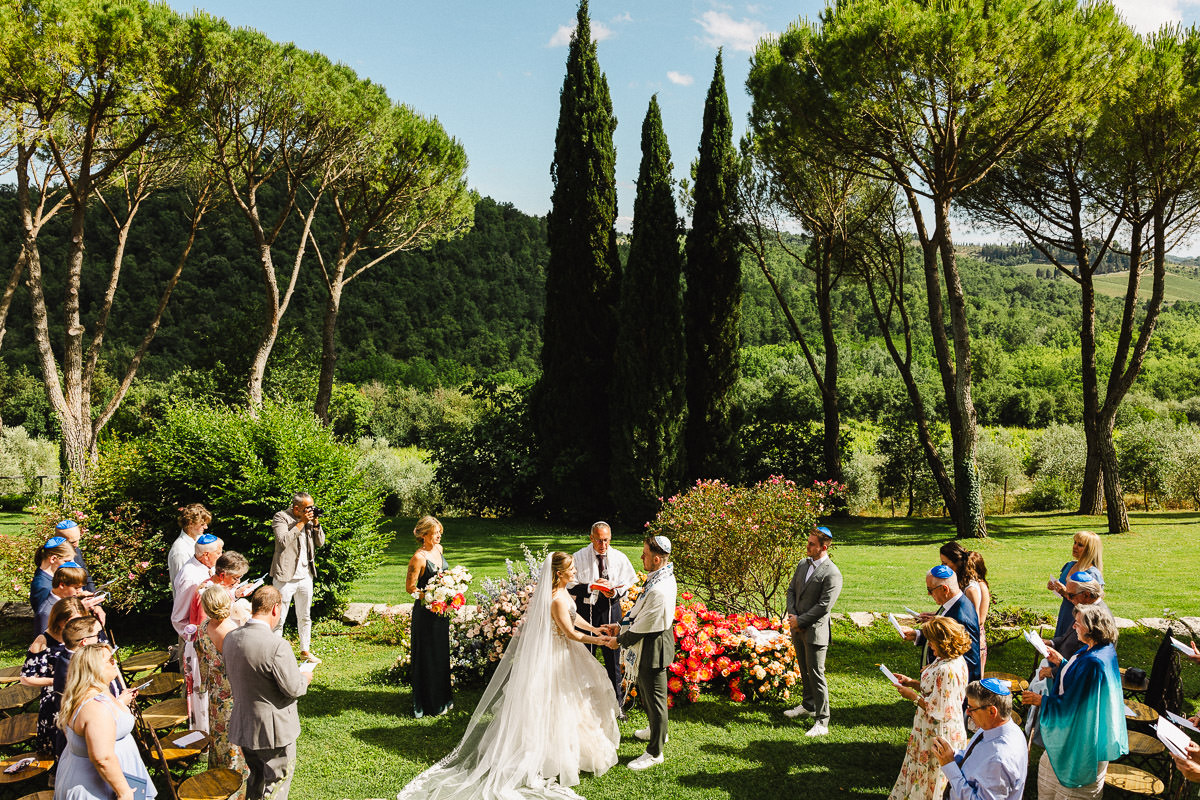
653 535 672 554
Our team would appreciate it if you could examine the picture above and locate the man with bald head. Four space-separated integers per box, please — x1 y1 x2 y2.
1045 572 1108 660
900 564 981 683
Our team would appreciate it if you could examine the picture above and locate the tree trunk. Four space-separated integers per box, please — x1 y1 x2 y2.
314 279 344 424
1002 476 1008 514
0 251 26 355
1077 265 1104 515
815 245 842 484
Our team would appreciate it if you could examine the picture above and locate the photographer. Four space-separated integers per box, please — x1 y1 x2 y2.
270 493 325 664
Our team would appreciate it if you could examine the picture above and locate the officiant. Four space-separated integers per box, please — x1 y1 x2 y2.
568 521 636 707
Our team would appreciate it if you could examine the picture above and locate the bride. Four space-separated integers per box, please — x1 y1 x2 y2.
398 551 622 799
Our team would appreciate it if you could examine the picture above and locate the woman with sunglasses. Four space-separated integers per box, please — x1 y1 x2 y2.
55 644 154 800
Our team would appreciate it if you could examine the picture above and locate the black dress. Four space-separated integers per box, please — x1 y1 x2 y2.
410 552 452 717
20 630 65 755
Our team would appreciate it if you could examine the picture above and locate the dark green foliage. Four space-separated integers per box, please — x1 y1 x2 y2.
77 402 388 615
536 0 621 518
431 381 541 517
609 97 686 525
684 52 742 482
739 419 850 487
1019 477 1074 512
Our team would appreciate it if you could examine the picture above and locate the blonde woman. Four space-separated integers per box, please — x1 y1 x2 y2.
405 515 451 717
1047 531 1103 641
56 643 154 800
197 585 248 796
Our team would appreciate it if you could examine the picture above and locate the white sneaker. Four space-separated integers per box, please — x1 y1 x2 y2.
783 704 815 719
805 723 829 737
628 751 665 770
633 727 667 743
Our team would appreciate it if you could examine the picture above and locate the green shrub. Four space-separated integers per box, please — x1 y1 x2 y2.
354 438 442 516
0 426 59 495
75 402 388 616
1018 476 1073 512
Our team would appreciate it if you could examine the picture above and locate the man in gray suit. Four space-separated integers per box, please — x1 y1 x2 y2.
225 585 313 800
271 492 326 663
783 525 843 736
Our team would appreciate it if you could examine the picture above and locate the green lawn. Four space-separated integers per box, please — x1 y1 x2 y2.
4 511 1200 799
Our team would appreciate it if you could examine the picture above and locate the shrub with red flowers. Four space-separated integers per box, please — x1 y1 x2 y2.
666 593 801 707
647 476 835 618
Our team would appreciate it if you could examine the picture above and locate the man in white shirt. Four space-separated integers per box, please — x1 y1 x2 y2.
270 493 326 664
168 503 212 587
567 521 636 707
935 678 1028 800
171 534 223 635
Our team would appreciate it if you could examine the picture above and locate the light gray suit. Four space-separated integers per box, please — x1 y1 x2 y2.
785 556 843 725
224 619 308 800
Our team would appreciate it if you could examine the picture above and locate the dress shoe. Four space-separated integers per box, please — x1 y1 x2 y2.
301 651 322 664
783 704 815 719
627 751 665 770
805 723 829 737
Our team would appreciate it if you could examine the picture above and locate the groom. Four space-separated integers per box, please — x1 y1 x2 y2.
607 535 676 771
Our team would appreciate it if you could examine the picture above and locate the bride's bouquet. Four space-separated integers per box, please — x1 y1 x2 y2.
422 565 473 617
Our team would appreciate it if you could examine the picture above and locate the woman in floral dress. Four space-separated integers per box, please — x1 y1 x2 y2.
20 595 87 756
197 585 248 797
887 616 971 800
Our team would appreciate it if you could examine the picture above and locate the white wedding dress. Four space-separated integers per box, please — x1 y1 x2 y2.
397 556 620 800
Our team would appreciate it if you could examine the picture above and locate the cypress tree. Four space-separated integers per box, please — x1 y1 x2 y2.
684 51 741 481
535 0 621 518
610 96 686 524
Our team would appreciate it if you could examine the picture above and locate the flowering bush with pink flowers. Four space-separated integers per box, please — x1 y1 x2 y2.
666 593 801 708
647 476 842 619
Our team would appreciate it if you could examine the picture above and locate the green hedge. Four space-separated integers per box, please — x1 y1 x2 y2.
77 402 389 616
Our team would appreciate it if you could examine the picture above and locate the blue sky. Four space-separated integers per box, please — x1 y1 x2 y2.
168 0 1200 236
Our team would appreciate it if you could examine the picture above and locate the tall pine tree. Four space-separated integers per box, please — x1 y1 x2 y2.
684 51 741 481
610 96 686 524
535 0 621 518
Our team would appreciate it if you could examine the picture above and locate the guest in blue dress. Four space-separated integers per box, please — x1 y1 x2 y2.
1022 602 1127 798
55 643 152 800
1047 531 1103 640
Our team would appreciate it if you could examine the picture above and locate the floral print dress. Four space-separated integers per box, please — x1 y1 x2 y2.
888 655 969 800
196 619 248 797
21 630 64 755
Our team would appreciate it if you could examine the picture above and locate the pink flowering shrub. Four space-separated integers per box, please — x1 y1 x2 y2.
647 476 841 618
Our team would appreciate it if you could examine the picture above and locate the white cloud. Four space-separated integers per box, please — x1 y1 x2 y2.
697 10 770 52
612 11 633 23
667 70 695 86
1111 0 1200 34
547 21 614 47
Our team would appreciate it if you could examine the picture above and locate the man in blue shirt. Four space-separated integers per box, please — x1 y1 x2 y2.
934 678 1028 800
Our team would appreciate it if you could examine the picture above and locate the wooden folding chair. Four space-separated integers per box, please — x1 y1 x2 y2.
0 713 38 749
138 672 185 700
0 666 21 685
178 767 243 800
0 684 39 718
120 651 172 678
0 754 54 792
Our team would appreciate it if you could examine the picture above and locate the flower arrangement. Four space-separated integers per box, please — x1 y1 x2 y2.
667 592 801 708
463 546 545 666
420 564 472 617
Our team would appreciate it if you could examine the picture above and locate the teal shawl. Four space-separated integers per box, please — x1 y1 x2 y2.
1038 643 1128 788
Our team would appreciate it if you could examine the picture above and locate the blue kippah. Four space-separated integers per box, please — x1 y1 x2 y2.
59 561 82 570
930 564 954 579
1069 571 1095 583
44 536 66 548
980 677 1011 695
816 526 832 539
55 520 78 530
197 533 218 545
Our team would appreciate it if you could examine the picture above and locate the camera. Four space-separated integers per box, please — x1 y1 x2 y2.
311 506 326 517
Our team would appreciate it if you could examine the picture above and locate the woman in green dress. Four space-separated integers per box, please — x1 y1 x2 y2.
406 515 452 717
197 584 249 798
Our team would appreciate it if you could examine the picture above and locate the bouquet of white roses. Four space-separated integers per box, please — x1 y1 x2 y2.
420 564 473 617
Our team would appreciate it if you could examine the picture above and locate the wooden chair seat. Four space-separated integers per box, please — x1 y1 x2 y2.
1124 700 1159 724
1104 763 1165 796
983 671 1029 692
0 713 38 747
0 684 39 715
1121 667 1151 693
178 767 244 800
0 666 21 685
15 790 54 800
142 697 188 731
136 671 184 699
0 754 53 785
1127 731 1166 756
119 650 171 676
158 729 212 762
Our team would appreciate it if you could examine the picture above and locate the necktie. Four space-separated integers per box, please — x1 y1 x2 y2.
597 552 607 580
942 733 984 800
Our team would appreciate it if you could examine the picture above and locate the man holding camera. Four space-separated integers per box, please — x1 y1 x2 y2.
270 493 326 664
